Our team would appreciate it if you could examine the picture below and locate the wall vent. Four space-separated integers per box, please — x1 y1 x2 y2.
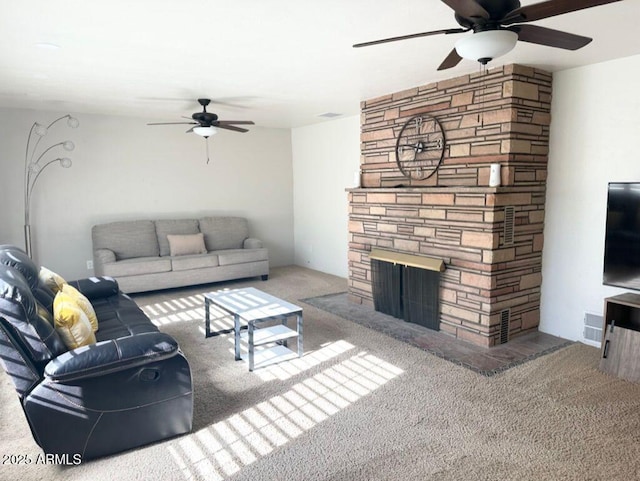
500 309 511 344
503 206 515 246
584 312 603 343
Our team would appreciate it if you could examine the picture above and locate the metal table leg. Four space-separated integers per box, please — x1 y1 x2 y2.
297 312 303 358
234 314 242 361
205 297 211 338
281 316 288 348
248 321 255 371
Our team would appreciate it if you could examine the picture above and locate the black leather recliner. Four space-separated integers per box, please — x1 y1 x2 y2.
0 245 193 460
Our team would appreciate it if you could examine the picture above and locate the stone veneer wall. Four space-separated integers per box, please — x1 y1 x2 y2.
348 64 552 347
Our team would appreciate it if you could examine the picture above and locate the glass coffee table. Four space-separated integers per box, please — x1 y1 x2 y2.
204 287 303 371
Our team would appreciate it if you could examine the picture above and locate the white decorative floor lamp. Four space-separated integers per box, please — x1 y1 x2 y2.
23 114 79 258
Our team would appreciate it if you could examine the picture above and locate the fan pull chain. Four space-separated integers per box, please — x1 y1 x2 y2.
482 63 487 128
477 62 488 127
206 138 211 164
477 63 483 125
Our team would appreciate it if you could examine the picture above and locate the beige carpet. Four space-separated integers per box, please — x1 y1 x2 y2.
1 266 640 481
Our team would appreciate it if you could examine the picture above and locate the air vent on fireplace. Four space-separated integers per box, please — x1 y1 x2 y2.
500 309 511 344
503 206 515 246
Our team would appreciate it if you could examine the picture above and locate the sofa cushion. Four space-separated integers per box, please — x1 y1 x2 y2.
216 248 269 266
0 247 40 289
199 217 249 251
171 253 219 272
167 233 207 257
102 257 171 278
92 295 159 340
155 219 200 256
92 220 160 260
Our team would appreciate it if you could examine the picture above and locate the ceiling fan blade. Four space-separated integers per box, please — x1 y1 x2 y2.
216 124 250 133
503 0 622 25
437 48 463 70
186 126 195 133
147 121 197 125
440 0 489 20
217 120 255 125
509 24 592 50
211 99 255 110
142 96 258 111
353 28 466 48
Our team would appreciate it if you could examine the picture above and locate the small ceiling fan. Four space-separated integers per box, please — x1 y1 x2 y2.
353 0 622 70
147 98 254 138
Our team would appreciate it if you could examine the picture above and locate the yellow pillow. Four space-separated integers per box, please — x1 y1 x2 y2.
62 284 98 332
39 266 67 294
53 291 96 349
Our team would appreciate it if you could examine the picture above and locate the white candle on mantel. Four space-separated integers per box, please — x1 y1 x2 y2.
353 171 361 188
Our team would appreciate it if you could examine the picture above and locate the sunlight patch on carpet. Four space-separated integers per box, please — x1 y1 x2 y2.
167 351 404 480
141 294 207 326
141 293 254 334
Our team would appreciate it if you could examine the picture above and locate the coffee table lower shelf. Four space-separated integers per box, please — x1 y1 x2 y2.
243 344 300 370
241 324 301 371
240 324 297 345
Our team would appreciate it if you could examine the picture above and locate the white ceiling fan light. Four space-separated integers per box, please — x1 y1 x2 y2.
455 29 519 65
193 126 218 138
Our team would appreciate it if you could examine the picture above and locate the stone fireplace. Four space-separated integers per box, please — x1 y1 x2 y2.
347 64 551 347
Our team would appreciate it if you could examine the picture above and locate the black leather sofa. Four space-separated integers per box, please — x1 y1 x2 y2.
0 245 193 460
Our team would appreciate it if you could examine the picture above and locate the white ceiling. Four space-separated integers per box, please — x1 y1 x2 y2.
0 0 637 129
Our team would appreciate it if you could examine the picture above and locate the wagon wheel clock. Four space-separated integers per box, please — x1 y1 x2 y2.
395 114 445 180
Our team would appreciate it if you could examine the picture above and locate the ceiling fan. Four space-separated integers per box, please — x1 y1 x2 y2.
147 98 254 138
353 0 622 70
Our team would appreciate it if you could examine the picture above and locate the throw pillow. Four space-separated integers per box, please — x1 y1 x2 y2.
39 266 67 294
62 284 99 332
167 233 207 256
53 291 97 349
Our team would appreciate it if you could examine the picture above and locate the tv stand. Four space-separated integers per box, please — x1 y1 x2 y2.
599 293 640 383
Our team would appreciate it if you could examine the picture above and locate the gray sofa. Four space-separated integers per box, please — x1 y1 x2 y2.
92 216 269 293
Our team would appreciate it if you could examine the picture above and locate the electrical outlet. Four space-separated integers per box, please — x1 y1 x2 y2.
86 260 93 270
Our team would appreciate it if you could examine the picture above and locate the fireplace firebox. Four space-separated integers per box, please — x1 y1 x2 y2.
370 249 444 331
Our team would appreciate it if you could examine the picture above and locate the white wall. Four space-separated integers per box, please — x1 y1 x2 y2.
540 54 640 343
0 107 294 280
291 115 360 277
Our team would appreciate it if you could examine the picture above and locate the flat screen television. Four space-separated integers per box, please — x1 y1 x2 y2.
603 182 640 291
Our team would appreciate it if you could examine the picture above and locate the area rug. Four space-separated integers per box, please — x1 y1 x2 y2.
0 266 638 481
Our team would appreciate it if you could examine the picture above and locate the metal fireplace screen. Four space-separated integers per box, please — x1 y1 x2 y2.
371 259 440 331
